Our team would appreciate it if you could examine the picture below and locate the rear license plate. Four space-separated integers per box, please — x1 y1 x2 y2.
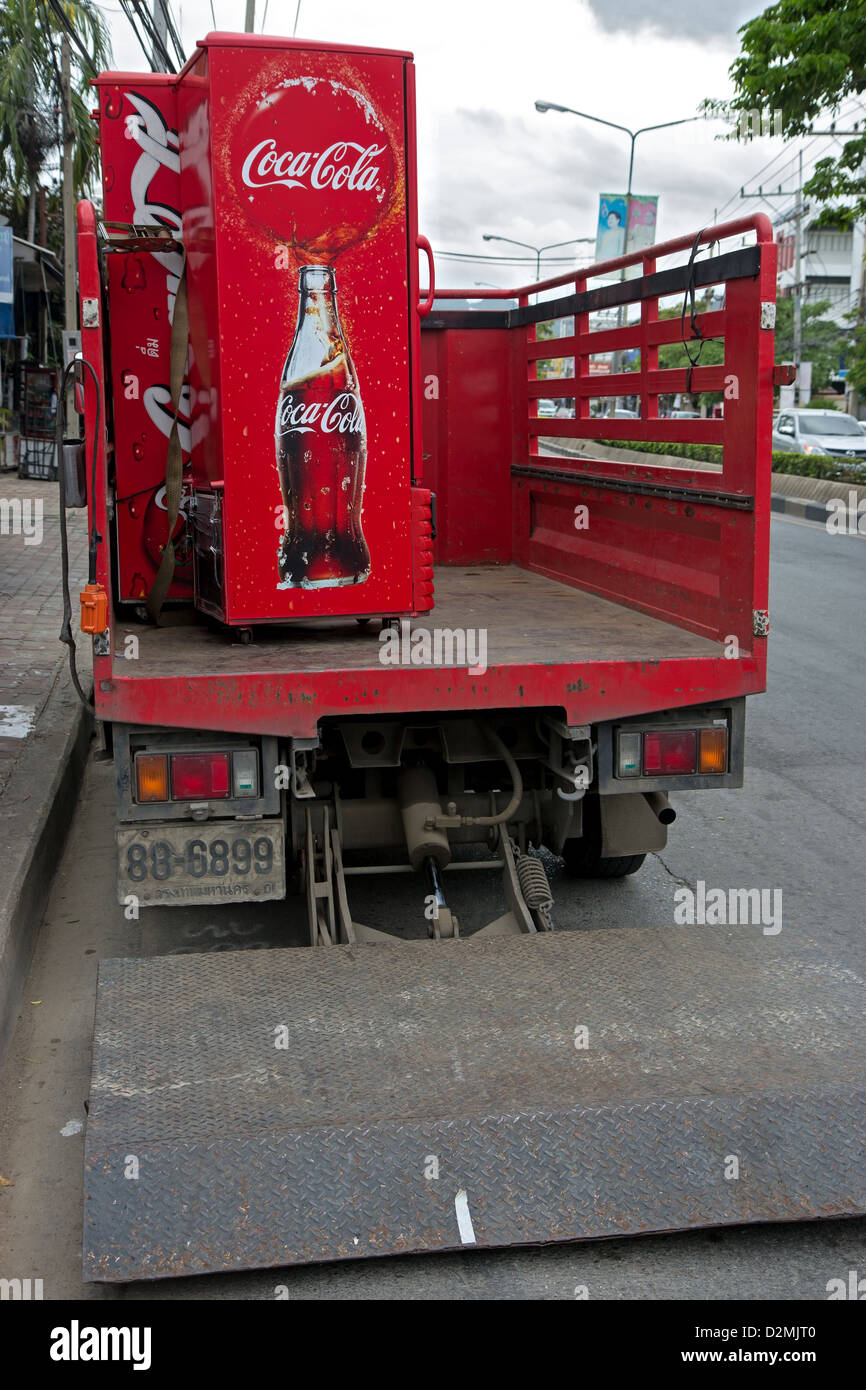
117 820 285 907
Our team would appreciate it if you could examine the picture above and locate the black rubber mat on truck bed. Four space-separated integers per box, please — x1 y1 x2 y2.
83 929 866 1281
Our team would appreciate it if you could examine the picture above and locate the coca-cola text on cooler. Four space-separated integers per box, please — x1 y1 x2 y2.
241 141 386 194
276 265 370 590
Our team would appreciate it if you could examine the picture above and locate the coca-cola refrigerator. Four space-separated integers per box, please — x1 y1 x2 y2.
177 33 433 625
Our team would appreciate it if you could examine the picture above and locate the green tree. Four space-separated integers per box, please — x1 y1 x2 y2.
714 0 866 400
723 0 866 224
0 1 111 242
773 295 852 391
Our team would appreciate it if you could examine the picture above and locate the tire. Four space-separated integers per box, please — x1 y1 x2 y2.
560 796 646 879
561 840 646 879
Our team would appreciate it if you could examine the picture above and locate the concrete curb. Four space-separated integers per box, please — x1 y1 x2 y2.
771 493 831 524
0 663 93 1070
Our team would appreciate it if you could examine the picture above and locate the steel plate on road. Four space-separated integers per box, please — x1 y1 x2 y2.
116 820 285 907
84 928 866 1282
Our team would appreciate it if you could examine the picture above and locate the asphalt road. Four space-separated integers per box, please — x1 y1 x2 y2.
0 513 864 1300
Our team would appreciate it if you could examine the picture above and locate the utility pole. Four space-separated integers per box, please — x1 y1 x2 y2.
152 1 167 69
245 1 256 32
793 149 803 403
60 35 77 434
847 238 866 418
741 148 812 405
61 36 76 340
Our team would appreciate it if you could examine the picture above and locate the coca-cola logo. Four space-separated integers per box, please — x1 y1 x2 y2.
143 383 192 456
124 93 183 323
231 77 397 256
277 391 364 436
241 140 385 194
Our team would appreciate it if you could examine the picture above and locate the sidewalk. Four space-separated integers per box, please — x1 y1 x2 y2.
0 477 89 786
0 473 93 1066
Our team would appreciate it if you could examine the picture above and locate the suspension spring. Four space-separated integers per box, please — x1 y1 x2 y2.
516 851 553 911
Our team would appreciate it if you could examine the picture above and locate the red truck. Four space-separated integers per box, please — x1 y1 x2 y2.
78 174 772 929
64 32 865 1284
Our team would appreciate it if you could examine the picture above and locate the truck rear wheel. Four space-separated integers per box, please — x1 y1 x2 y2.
561 840 646 879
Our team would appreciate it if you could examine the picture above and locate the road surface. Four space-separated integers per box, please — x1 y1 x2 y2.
1 513 864 1299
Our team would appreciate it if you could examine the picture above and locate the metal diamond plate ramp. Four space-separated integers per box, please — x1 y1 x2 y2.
83 929 866 1281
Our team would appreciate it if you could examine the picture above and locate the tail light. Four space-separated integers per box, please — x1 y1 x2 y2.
134 749 260 802
80 582 108 634
135 753 169 802
232 750 258 797
698 727 728 774
616 726 728 778
643 731 697 775
171 752 231 800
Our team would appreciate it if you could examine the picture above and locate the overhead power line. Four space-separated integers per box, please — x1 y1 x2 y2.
119 0 185 73
45 0 99 78
435 250 593 265
712 99 866 225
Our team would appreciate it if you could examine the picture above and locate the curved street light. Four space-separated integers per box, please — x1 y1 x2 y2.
534 102 702 392
534 100 702 196
482 234 595 288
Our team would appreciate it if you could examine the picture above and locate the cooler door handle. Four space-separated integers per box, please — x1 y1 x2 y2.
417 235 435 317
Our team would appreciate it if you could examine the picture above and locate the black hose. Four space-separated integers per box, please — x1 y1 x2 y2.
452 721 523 828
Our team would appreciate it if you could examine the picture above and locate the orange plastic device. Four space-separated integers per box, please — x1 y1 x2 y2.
80 582 108 634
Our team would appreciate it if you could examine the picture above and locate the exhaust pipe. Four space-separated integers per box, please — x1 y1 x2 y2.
643 791 676 825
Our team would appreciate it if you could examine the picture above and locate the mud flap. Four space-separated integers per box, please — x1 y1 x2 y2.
83 929 866 1282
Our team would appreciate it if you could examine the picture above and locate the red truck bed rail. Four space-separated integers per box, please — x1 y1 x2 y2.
421 213 776 649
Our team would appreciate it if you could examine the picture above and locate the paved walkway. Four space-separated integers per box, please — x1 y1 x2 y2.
0 474 90 796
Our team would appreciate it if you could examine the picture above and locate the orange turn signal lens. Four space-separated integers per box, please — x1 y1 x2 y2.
135 753 169 802
698 728 728 774
80 582 108 635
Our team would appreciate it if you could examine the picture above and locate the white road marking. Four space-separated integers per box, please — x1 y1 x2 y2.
454 1188 476 1245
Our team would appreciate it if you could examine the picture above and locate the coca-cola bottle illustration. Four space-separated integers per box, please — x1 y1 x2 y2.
276 265 370 589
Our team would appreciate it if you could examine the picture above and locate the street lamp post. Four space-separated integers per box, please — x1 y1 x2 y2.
481 235 595 297
534 101 702 201
535 102 702 401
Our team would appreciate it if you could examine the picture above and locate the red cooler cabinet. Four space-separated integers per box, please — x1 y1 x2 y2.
176 33 433 625
94 73 194 604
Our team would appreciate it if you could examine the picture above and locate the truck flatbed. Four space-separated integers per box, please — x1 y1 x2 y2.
120 567 723 676
105 565 740 739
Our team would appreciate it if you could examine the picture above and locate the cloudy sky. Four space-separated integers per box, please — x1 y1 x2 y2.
100 0 844 288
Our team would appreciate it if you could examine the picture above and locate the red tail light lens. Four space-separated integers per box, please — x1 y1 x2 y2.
643 730 697 775
170 752 231 800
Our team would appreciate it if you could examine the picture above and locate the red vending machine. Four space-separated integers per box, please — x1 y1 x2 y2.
176 33 434 625
93 74 194 605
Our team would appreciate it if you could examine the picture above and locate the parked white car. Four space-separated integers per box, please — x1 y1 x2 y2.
772 408 866 463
